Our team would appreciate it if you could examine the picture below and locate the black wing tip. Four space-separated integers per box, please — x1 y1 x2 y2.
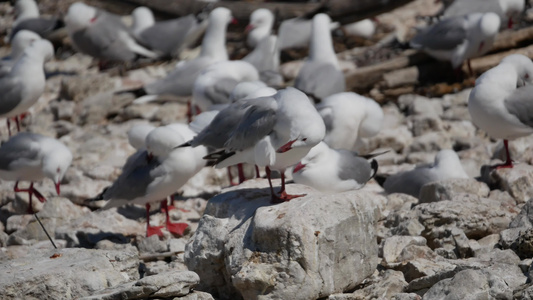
115 87 147 97
175 140 192 149
374 172 388 188
85 186 109 202
370 159 379 179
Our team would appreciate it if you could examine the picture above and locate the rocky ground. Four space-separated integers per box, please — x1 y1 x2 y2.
2 0 533 299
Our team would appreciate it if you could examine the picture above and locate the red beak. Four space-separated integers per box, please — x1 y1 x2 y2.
231 17 238 25
55 182 61 195
90 17 97 23
277 139 296 153
293 162 306 173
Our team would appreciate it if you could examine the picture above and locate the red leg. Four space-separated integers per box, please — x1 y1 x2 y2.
186 101 192 123
14 182 46 214
271 171 306 203
237 163 246 184
161 199 188 237
145 203 164 237
255 165 261 178
467 60 473 77
14 116 20 132
493 139 514 169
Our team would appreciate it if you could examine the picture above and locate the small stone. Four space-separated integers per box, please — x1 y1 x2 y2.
418 178 490 203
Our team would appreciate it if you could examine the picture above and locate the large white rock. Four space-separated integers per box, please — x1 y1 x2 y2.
185 179 382 300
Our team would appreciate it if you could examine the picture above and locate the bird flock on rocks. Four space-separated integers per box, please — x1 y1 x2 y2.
0 0 530 238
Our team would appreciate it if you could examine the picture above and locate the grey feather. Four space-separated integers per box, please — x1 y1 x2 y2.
504 85 533 128
383 168 440 198
410 16 467 50
10 18 63 40
0 133 43 170
444 0 503 19
295 62 345 101
137 15 198 57
336 150 373 183
0 77 24 116
204 77 239 105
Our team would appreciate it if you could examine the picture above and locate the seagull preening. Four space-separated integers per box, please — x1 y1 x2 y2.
96 125 207 237
181 87 326 203
442 0 525 29
292 142 379 193
468 54 533 168
410 12 500 73
0 132 72 213
0 39 54 135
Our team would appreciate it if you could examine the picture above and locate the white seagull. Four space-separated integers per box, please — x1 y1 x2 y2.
317 92 384 151
246 8 274 48
0 39 54 135
292 142 378 193
0 132 72 213
97 125 207 237
443 0 525 29
182 87 326 203
468 53 533 168
410 12 501 73
294 13 345 101
382 149 469 198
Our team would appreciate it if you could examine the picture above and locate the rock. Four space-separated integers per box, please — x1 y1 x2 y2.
509 198 533 228
50 101 76 121
483 164 533 203
407 115 443 137
185 179 381 300
418 178 490 203
329 270 408 300
136 270 199 298
119 103 160 121
374 127 414 152
152 102 188 123
408 131 453 153
397 94 443 117
59 74 118 102
422 269 506 299
138 235 168 254
0 248 139 299
382 236 427 266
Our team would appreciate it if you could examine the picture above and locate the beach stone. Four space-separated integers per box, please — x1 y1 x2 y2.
484 164 533 204
418 178 490 203
328 270 408 300
185 179 381 300
382 235 427 265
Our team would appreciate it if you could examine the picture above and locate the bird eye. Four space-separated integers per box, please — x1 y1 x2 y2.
302 138 307 141
56 167 61 173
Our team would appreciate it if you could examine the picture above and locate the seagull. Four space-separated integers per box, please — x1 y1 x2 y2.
382 149 469 198
0 132 72 213
246 8 274 48
294 13 345 102
292 142 379 193
127 123 156 151
97 126 207 237
9 0 64 42
317 92 384 151
410 12 501 73
64 2 158 63
130 6 206 58
182 87 326 203
128 7 234 119
192 60 260 113
339 19 376 39
243 35 283 87
442 0 525 29
1 30 42 74
468 53 533 168
0 39 54 136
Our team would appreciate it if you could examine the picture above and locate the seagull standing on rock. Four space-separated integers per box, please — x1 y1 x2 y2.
0 132 72 213
96 126 207 237
468 54 533 168
0 39 54 136
181 87 326 203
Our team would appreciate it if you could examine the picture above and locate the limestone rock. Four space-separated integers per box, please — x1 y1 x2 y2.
185 179 381 300
484 164 533 203
382 236 427 266
0 248 139 299
418 178 489 203
329 270 408 300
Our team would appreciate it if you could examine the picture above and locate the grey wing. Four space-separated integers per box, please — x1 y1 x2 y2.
0 77 23 116
0 132 42 170
224 98 277 151
191 100 253 148
295 62 346 101
383 168 438 198
10 18 63 40
102 153 160 201
145 57 213 96
336 150 373 184
504 85 533 128
444 0 502 18
410 16 467 50
138 15 197 56
204 78 239 106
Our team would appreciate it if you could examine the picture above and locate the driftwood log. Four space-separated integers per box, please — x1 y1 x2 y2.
116 0 415 24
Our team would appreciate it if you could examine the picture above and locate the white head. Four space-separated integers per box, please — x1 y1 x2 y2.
294 141 330 172
246 8 274 47
275 88 326 153
65 2 98 33
359 98 384 138
131 6 155 34
500 0 525 17
10 30 41 60
22 39 54 62
14 0 39 21
145 126 187 158
209 7 233 26
127 123 155 150
229 81 267 101
433 149 469 178
42 140 73 195
478 12 501 38
500 54 533 86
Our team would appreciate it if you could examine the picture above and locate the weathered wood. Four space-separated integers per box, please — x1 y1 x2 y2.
116 0 415 24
